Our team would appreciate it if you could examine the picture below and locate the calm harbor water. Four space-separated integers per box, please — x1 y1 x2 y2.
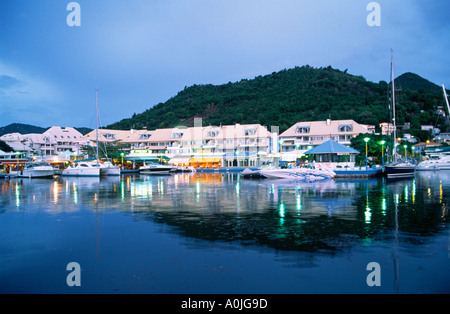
0 171 449 294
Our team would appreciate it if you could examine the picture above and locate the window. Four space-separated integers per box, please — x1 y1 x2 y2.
171 132 183 139
103 133 116 140
244 129 257 136
339 125 353 132
206 131 219 138
296 127 310 134
139 134 151 140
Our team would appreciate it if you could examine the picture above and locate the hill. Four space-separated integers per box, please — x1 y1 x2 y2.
0 123 47 137
107 66 448 135
395 72 443 94
0 123 93 137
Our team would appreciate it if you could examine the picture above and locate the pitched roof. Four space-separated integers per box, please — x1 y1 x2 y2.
304 140 360 155
280 119 370 137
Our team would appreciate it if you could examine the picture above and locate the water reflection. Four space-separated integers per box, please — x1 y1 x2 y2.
1 171 448 254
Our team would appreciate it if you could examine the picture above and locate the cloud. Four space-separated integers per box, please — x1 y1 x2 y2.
0 75 23 90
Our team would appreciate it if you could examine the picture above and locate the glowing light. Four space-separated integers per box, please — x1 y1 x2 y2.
53 181 59 204
73 182 78 204
15 184 20 207
279 201 285 218
365 205 371 224
296 193 302 212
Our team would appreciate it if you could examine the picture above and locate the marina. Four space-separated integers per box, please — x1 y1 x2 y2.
0 170 449 293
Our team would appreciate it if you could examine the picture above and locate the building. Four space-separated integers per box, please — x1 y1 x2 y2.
380 122 396 136
434 133 450 144
303 139 360 169
42 127 83 154
124 123 274 168
279 119 374 156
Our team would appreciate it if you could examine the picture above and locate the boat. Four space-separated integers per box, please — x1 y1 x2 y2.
385 51 416 178
18 161 55 178
243 167 336 182
62 161 101 176
140 163 176 174
61 90 120 177
416 155 450 171
97 160 121 176
385 161 416 177
169 166 196 173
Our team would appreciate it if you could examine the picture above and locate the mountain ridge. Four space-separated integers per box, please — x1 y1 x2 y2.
107 65 448 134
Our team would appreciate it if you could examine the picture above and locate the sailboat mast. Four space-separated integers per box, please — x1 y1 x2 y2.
95 89 99 165
443 84 450 117
391 51 398 161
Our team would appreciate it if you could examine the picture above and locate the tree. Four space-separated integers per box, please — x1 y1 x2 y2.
350 133 392 166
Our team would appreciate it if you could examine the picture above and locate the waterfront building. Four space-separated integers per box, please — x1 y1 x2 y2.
117 123 274 168
0 127 82 156
279 119 374 160
43 127 83 154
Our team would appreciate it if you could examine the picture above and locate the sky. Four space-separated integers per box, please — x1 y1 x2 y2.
0 0 449 129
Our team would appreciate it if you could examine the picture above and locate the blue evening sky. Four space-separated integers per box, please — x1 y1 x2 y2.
0 0 449 128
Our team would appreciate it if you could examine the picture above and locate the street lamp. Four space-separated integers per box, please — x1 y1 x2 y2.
120 152 125 170
380 140 386 169
364 138 370 171
403 144 408 160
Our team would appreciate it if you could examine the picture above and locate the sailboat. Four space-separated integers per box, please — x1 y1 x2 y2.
62 90 120 177
385 51 416 178
416 84 450 171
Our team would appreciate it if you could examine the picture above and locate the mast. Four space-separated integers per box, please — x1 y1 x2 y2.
95 89 99 165
443 84 450 117
391 50 398 161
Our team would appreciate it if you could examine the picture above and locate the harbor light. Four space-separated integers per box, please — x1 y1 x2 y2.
120 152 125 170
380 140 386 168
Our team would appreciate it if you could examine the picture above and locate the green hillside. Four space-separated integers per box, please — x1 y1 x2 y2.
0 123 47 137
107 66 448 136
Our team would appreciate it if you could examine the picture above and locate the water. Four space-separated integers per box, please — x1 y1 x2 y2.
0 171 449 294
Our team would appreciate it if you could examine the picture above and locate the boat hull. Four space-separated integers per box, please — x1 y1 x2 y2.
62 168 100 177
256 168 335 181
100 168 121 176
385 165 416 178
18 169 55 178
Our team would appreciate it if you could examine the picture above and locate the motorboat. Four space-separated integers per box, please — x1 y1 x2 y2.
169 166 196 173
243 167 336 182
96 161 121 176
385 161 416 178
62 162 100 177
140 163 176 174
416 155 450 171
18 161 55 178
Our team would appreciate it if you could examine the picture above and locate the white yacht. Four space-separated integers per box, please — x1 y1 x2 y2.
18 161 55 178
62 162 101 177
96 161 121 176
247 168 336 182
140 163 176 174
416 155 450 171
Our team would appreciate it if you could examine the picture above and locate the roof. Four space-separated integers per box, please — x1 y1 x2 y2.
304 140 360 155
280 119 371 137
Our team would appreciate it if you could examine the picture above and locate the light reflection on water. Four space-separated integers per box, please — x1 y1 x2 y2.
0 171 449 293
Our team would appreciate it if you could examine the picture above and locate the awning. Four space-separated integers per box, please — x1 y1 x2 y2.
189 157 222 163
169 157 192 164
